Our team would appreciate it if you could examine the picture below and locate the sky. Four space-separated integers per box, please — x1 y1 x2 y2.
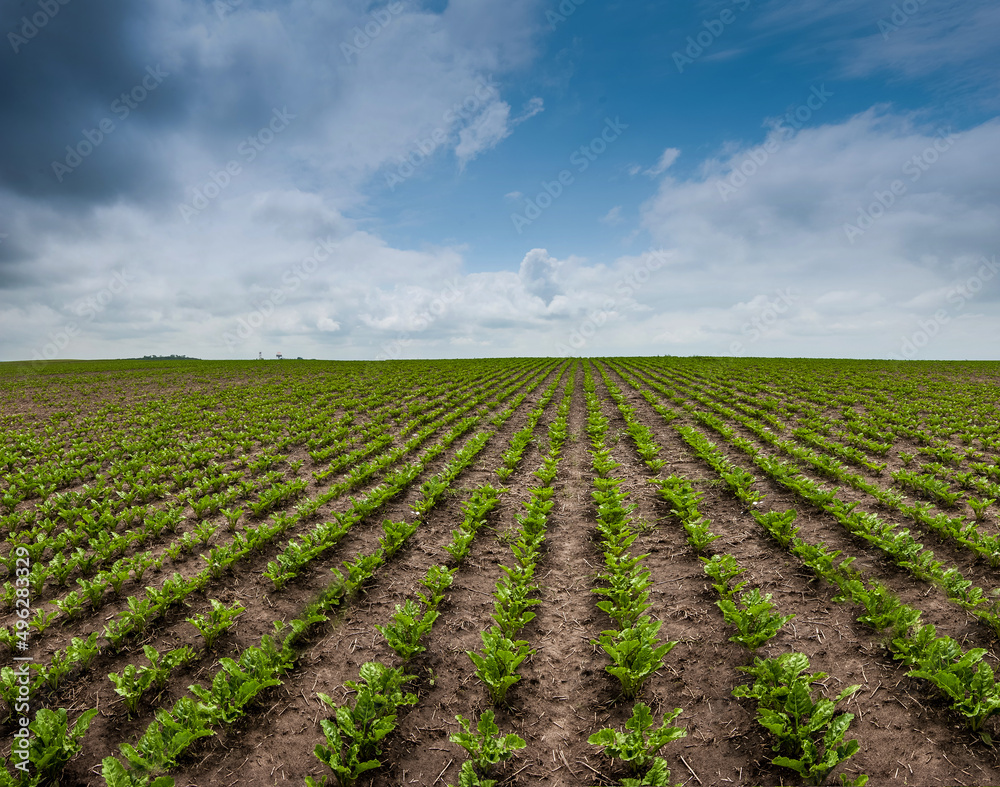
1 0 998 363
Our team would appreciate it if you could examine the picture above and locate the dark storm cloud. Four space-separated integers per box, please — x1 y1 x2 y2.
0 0 174 200
0 0 326 207
0 236 33 289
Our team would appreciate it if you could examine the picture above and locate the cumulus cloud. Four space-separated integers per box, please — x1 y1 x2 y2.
636 109 1000 358
4 106 998 363
642 109 1000 269
518 248 564 305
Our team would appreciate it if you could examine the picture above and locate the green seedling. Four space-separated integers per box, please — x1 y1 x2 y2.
701 553 746 598
894 623 1000 741
375 599 439 661
681 516 720 553
595 620 675 700
588 702 686 777
468 629 534 705
67 632 100 669
29 607 59 635
444 527 476 563
55 590 86 620
115 697 219 775
834 579 921 635
264 560 297 590
39 650 74 691
78 576 107 608
308 661 417 787
28 707 98 784
221 507 243 531
102 752 176 787
448 709 526 787
0 667 24 722
186 599 245 649
593 566 653 630
378 519 418 558
330 551 384 598
189 655 282 724
110 665 156 716
418 564 456 609
752 509 800 548
735 652 862 785
969 497 996 522
716 587 795 650
491 571 540 637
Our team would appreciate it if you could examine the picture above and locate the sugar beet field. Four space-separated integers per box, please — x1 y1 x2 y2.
3 358 1000 787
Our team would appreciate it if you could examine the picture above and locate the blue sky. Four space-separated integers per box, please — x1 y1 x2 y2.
1 0 998 361
375 1 992 269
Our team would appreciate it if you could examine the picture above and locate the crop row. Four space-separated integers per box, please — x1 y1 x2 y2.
605 359 1000 747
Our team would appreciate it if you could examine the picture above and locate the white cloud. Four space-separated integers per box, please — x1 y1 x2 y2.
600 206 624 225
518 248 564 305
0 0 560 362
645 148 680 177
455 101 514 168
3 78 999 363
455 95 543 169
634 109 1000 358
756 0 1000 103
517 96 545 122
814 290 886 312
846 3 1000 80
175 0 549 198
642 109 1000 267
